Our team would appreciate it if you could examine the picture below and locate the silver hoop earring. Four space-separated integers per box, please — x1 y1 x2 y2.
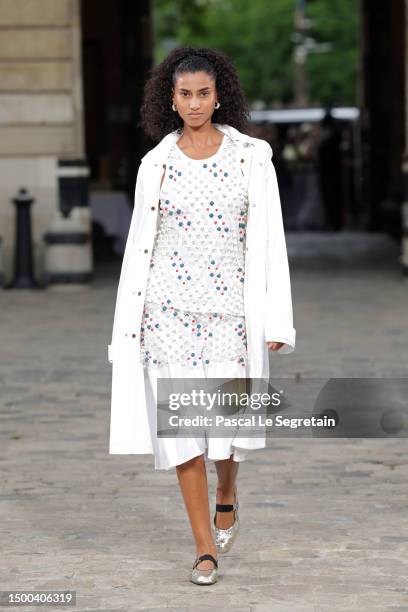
215 101 220 109
172 103 177 111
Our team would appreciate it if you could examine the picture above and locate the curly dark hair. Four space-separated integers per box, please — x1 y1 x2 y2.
139 46 251 142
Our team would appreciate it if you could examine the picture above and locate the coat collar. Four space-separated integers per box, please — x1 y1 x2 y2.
141 123 262 165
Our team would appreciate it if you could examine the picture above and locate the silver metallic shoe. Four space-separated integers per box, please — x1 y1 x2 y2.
190 553 218 585
213 488 240 554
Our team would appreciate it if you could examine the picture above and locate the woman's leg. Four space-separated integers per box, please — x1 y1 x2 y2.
176 453 218 570
214 454 239 529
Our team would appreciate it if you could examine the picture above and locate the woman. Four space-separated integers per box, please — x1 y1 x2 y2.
108 47 296 585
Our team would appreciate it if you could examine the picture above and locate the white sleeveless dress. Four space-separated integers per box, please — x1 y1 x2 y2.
139 132 261 470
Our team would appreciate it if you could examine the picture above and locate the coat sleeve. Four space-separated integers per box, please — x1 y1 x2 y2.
108 161 145 364
263 145 296 354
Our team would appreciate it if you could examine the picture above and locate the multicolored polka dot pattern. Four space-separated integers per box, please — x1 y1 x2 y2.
141 133 249 369
145 134 249 314
140 300 248 368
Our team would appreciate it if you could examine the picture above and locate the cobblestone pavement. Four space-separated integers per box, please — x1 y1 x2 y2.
1 232 408 611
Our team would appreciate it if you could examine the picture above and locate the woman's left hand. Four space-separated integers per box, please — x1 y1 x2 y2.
266 341 285 351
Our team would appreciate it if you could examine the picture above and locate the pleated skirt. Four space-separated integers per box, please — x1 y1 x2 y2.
143 358 266 471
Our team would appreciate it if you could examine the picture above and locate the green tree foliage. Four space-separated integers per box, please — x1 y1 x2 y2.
154 0 358 107
307 0 358 105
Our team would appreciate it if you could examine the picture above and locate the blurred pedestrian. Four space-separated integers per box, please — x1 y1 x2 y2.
317 109 344 231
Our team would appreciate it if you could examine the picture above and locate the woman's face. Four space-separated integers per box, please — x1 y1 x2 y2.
172 70 218 128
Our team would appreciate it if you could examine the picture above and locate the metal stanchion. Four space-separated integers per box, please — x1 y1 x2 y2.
6 188 42 289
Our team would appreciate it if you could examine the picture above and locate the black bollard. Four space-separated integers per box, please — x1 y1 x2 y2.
7 188 40 289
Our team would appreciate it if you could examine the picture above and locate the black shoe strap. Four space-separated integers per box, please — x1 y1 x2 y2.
194 553 218 568
216 503 234 512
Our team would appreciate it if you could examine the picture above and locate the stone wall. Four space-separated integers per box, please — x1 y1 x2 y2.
0 0 85 282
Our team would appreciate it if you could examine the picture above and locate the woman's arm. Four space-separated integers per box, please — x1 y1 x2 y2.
263 147 296 354
108 161 145 363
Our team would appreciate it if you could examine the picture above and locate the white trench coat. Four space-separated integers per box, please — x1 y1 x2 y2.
108 123 296 454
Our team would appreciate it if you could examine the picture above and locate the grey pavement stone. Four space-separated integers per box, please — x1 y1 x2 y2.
1 232 408 610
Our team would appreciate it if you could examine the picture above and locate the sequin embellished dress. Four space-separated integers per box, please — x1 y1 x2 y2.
139 132 264 470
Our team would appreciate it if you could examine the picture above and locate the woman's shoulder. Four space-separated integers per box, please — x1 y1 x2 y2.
244 136 273 160
221 125 273 160
140 131 176 164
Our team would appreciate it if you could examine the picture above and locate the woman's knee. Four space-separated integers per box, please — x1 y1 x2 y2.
176 452 205 471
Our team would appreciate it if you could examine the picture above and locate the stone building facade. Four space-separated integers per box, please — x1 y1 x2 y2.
0 0 86 283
